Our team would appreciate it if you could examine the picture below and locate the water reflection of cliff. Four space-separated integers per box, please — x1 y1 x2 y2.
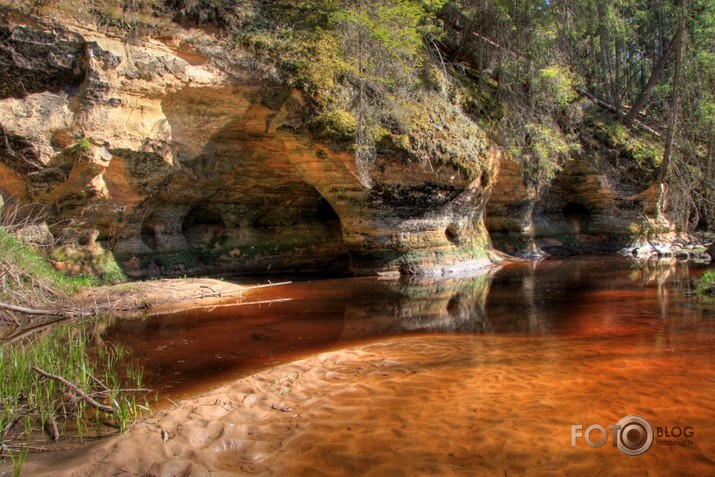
342 256 702 339
100 256 708 398
340 269 498 339
486 256 702 337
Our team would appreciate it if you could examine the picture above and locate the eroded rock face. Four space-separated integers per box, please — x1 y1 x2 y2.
0 11 496 277
0 13 86 99
4 8 672 276
487 149 672 257
484 157 542 257
532 155 652 255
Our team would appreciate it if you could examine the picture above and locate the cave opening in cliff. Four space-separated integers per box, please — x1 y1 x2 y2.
317 197 340 223
182 206 226 249
445 224 459 244
140 225 156 251
562 202 590 232
141 214 159 251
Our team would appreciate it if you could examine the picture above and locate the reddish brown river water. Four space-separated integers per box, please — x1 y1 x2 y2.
101 256 715 475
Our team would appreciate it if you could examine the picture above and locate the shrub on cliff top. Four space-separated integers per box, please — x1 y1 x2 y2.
233 0 489 183
307 108 357 144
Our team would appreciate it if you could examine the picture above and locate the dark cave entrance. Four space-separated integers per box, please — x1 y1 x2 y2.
141 223 157 251
445 224 459 244
317 197 340 223
140 213 161 251
562 202 590 233
182 206 226 249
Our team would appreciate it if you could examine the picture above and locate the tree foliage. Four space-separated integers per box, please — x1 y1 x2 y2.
329 0 447 186
443 0 715 228
441 0 583 191
169 0 714 227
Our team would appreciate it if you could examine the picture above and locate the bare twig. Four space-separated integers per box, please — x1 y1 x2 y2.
32 366 115 414
185 287 241 298
85 370 110 392
0 199 50 236
2 415 22 437
92 387 152 395
186 281 292 300
45 417 59 442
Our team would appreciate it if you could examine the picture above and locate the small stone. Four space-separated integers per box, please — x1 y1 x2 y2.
16 223 54 247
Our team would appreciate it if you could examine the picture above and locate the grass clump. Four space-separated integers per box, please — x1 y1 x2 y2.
0 325 151 461
0 226 149 472
0 227 94 304
696 269 715 297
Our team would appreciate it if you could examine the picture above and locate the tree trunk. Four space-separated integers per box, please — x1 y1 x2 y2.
708 132 714 182
625 25 683 123
597 3 621 120
659 0 687 183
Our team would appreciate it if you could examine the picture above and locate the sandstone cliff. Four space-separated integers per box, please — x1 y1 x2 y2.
0 6 498 278
486 111 675 258
0 4 678 280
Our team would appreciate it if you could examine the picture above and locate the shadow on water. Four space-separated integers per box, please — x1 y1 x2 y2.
99 256 715 400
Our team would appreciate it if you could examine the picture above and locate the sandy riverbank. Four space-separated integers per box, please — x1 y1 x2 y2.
17 330 715 476
78 277 295 319
81 278 248 317
22 336 508 477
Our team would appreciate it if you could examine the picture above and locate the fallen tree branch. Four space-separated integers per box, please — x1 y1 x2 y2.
32 366 115 414
0 308 21 327
187 288 243 299
197 297 293 312
147 297 293 315
228 298 291 307
3 317 70 345
186 281 292 300
0 444 55 453
0 301 61 316
576 88 665 139
470 30 530 62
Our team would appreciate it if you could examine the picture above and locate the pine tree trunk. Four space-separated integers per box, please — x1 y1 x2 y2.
659 0 687 183
625 26 683 123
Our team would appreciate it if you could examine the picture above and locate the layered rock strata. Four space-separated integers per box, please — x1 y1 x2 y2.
487 148 673 257
0 10 496 277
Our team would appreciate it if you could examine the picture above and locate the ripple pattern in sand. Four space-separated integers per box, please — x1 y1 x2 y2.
35 331 715 477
